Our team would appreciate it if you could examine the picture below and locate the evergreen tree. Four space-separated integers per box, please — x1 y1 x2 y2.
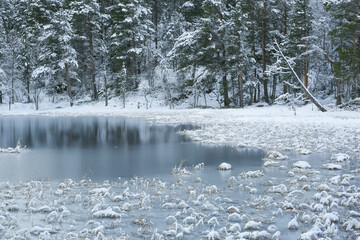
327 0 360 101
110 0 154 92
289 0 314 90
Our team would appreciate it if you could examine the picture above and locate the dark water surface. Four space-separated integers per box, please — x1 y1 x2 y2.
0 116 264 182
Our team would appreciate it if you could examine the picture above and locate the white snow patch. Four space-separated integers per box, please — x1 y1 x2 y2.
218 162 232 170
331 153 350 162
292 161 311 169
323 163 343 170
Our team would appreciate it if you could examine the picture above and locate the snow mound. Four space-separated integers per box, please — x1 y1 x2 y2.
92 207 121 218
218 162 232 170
287 217 299 230
323 163 343 170
240 170 264 179
244 221 261 230
331 153 350 162
194 162 204 170
268 184 288 194
264 151 288 160
297 148 312 155
292 161 311 169
0 145 22 153
206 229 220 240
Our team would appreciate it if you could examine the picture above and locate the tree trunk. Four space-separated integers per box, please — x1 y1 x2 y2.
104 72 108 107
219 12 229 107
336 78 342 105
89 19 98 101
26 77 30 103
11 54 14 104
262 0 269 103
0 90 2 104
254 87 257 103
249 86 253 105
283 3 288 35
238 72 243 108
272 75 277 102
154 0 158 49
304 56 309 89
132 19 138 89
222 74 229 107
283 82 287 94
350 35 357 99
65 63 73 107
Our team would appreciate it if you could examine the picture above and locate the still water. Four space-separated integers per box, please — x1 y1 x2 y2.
0 116 264 182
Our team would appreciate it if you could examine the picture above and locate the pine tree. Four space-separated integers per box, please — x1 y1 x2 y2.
34 2 78 107
72 0 103 101
327 0 360 101
110 0 154 91
289 0 314 90
227 2 251 107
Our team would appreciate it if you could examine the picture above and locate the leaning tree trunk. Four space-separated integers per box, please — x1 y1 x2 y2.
276 42 327 112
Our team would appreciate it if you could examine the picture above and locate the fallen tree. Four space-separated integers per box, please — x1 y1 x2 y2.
275 41 327 112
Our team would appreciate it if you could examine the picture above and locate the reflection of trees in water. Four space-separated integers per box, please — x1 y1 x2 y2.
0 117 186 148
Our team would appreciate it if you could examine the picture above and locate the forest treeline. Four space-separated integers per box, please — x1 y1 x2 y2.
0 0 359 109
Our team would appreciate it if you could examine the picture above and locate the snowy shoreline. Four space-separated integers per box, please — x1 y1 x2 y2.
1 101 359 155
1 102 360 239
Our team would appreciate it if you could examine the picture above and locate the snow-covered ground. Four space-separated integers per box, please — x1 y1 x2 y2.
1 99 360 239
2 97 359 155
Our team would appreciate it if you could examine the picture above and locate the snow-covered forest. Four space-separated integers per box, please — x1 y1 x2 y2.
0 0 359 109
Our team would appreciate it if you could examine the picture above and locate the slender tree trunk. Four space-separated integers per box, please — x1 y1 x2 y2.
26 78 30 103
238 72 243 108
65 63 73 107
203 91 207 107
254 87 257 103
249 85 253 105
0 75 2 104
11 54 14 104
132 20 138 89
258 84 261 102
192 64 197 107
336 78 342 105
304 56 309 89
284 3 288 35
272 75 277 102
104 73 108 107
154 0 158 49
222 74 229 107
282 3 288 96
351 35 357 99
89 19 98 101
220 11 229 107
262 0 269 103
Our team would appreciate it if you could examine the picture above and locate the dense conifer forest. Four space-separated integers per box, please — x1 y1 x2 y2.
0 0 359 109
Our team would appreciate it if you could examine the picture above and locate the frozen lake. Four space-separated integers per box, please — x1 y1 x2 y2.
0 115 359 239
0 116 264 182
